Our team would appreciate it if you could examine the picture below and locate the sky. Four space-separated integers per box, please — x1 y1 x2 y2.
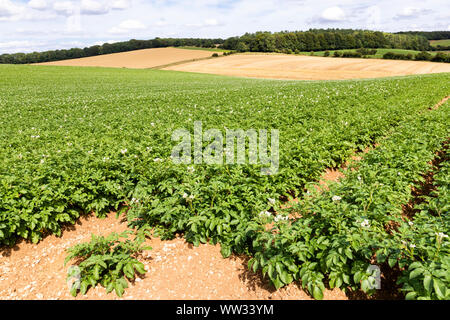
0 0 449 54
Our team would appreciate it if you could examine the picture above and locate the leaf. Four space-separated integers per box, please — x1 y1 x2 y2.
80 281 88 295
251 259 259 273
409 262 423 270
70 284 79 297
423 275 432 293
220 245 232 258
312 286 324 300
433 279 445 299
272 276 283 290
405 292 417 300
388 256 397 268
124 263 135 279
134 262 146 275
409 268 424 279
106 282 114 294
280 271 293 285
93 264 101 280
114 281 125 297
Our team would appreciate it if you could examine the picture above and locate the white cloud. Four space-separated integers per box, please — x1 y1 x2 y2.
320 6 346 22
365 5 381 30
204 18 219 26
93 39 120 45
28 0 48 11
66 12 82 33
53 1 76 16
109 19 146 34
111 0 132 10
52 0 129 17
81 0 109 15
186 18 222 28
0 40 47 52
396 7 432 19
0 0 23 18
154 19 168 27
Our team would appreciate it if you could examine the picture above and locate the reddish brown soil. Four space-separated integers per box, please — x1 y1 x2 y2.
0 213 346 300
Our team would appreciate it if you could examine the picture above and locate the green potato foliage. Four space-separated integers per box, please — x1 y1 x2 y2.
65 230 151 297
250 104 450 299
0 65 449 299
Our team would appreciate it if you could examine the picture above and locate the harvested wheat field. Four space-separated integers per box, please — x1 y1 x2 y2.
164 53 450 80
0 213 347 301
37 47 217 69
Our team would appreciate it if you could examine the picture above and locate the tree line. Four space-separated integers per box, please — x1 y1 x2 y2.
0 38 224 64
396 31 450 51
395 31 450 40
221 29 431 53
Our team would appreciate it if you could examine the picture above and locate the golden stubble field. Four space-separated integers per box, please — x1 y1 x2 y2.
37 47 217 69
37 49 450 80
163 53 450 80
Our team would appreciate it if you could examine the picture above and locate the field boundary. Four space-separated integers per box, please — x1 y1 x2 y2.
150 54 225 70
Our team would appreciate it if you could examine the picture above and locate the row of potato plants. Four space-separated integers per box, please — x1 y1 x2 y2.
397 146 449 299
248 102 449 299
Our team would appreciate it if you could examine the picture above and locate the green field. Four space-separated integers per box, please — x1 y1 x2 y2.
0 65 449 299
301 48 426 58
177 46 232 53
430 39 450 47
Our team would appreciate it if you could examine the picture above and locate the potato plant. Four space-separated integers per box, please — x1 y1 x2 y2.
65 230 151 297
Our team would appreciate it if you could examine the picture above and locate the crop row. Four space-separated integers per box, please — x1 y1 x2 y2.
397 145 449 299
248 101 449 299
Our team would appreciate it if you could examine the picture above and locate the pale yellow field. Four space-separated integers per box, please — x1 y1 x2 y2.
37 47 216 69
163 53 450 80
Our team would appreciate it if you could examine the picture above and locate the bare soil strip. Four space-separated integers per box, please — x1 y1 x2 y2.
164 54 450 80
430 96 450 110
36 48 217 69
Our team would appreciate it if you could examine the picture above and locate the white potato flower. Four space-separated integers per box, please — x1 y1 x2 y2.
259 211 271 218
361 219 370 228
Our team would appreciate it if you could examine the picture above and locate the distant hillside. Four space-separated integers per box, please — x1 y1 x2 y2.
430 39 450 51
3 29 449 65
396 31 450 51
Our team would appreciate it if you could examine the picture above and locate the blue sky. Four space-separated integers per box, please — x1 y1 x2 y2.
0 0 449 53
